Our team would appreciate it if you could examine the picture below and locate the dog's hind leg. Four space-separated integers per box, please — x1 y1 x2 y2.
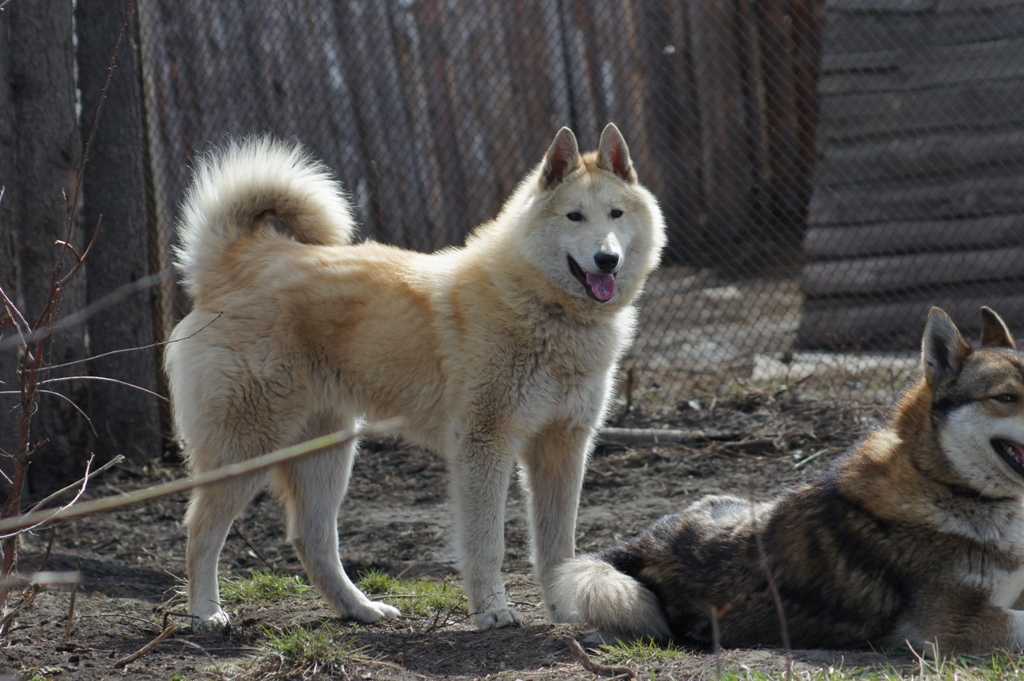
185 469 267 629
276 414 400 624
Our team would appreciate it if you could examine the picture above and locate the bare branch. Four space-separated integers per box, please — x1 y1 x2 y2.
0 389 98 436
40 312 223 373
114 622 177 669
0 419 402 536
0 285 30 344
25 454 123 516
0 455 96 540
0 271 168 351
35 375 168 403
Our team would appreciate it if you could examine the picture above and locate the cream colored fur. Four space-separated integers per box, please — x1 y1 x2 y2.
164 126 666 630
553 556 670 640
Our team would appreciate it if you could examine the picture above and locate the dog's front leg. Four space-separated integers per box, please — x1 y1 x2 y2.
450 438 521 630
520 421 591 623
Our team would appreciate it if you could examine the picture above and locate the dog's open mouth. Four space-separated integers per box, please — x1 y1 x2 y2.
992 438 1024 478
567 255 616 303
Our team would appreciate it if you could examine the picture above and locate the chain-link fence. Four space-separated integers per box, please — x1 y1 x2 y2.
135 0 1024 415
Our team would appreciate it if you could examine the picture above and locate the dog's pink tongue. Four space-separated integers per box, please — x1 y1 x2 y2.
586 272 616 302
1012 442 1024 464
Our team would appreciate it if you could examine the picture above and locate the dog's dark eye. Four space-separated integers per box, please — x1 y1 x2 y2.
566 211 584 222
993 393 1019 404
610 208 623 219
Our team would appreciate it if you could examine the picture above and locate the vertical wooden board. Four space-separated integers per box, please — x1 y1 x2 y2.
388 0 460 249
686 0 755 270
333 2 427 247
0 9 18 491
8 0 89 491
435 3 501 230
559 0 599 147
137 0 211 328
499 0 572 170
77 0 162 462
791 0 826 227
283 4 373 241
392 0 470 247
642 2 705 264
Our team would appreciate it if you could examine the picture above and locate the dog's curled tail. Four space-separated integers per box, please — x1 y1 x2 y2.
174 137 355 298
553 555 670 640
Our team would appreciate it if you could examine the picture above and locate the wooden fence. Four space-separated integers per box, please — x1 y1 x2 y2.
1 0 825 491
799 0 1024 350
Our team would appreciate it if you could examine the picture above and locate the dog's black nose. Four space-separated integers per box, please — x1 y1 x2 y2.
594 252 619 273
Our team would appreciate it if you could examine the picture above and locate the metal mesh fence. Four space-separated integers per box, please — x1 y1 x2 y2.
135 1 1024 416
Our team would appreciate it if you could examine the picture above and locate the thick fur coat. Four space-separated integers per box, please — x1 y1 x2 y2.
556 307 1024 654
164 125 666 630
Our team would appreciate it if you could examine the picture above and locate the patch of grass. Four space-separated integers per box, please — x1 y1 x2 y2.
214 625 372 681
219 570 311 605
598 637 687 666
264 625 355 667
357 569 467 618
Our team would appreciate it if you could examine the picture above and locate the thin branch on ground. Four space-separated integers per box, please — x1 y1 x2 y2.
113 622 177 669
566 638 637 680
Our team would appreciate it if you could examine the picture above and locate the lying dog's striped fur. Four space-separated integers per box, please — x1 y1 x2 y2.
556 307 1024 653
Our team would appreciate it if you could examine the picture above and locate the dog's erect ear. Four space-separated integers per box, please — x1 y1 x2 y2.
980 306 1016 349
922 307 971 386
540 127 582 190
596 122 637 184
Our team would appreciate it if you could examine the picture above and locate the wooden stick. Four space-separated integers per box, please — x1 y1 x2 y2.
0 418 402 535
598 427 741 447
113 622 177 668
566 638 636 680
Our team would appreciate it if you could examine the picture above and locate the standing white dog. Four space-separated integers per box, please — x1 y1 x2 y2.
164 123 666 630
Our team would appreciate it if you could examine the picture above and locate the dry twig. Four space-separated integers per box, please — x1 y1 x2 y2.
566 638 637 680
113 622 178 669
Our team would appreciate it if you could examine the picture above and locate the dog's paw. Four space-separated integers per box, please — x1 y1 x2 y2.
189 608 230 632
348 599 401 624
473 606 523 630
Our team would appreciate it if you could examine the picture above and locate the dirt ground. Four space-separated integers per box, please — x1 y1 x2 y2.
6 391 920 681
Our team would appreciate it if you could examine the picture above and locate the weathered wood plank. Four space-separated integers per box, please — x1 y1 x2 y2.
0 8 17 493
634 1 704 264
802 246 1024 297
820 36 1024 95
686 0 755 267
828 0 1023 12
809 172 1024 225
817 128 1024 186
804 215 1024 259
797 287 1024 351
824 4 1024 54
8 0 88 491
818 81 1024 144
77 0 162 463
